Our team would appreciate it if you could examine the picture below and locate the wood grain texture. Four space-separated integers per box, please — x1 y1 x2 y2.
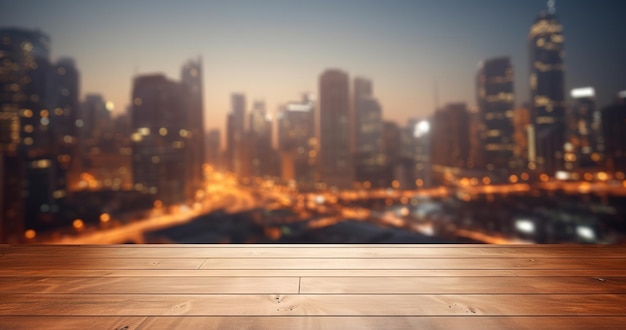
1 294 625 316
2 269 626 277
199 257 626 270
0 245 625 329
4 245 625 258
134 316 626 330
0 316 145 330
0 277 299 294
300 276 626 294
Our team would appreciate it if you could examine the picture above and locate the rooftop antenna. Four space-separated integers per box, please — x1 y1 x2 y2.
547 0 556 14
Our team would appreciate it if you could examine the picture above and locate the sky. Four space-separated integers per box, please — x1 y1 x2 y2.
2 0 625 135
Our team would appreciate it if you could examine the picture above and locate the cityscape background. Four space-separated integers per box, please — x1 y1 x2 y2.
1 0 625 244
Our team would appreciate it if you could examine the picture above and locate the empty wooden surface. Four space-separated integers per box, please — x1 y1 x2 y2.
0 244 625 329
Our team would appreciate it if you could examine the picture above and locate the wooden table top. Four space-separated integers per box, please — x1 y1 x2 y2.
1 244 625 329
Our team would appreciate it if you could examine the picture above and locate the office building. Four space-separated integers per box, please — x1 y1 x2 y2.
477 57 515 172
278 93 316 188
318 69 353 189
528 2 566 173
567 87 602 169
353 77 385 186
130 74 192 205
181 58 205 189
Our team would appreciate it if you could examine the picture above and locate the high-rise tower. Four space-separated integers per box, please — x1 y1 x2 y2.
318 69 353 189
477 57 515 172
181 58 205 189
528 1 565 174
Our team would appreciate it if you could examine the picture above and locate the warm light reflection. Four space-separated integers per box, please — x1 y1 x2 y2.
99 213 110 223
24 229 36 239
73 219 84 230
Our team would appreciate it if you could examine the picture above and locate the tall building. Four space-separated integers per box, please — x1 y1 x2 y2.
528 2 565 174
513 105 532 169
278 94 316 188
566 87 602 169
0 28 74 238
382 121 401 187
226 93 245 174
180 58 205 190
248 100 273 178
130 74 192 205
353 77 385 186
318 69 353 189
601 100 626 172
431 103 470 169
477 57 515 172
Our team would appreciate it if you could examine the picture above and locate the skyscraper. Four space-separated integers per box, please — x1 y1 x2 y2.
130 74 192 205
181 58 205 190
318 69 353 189
477 57 515 172
226 93 245 174
0 28 72 238
278 93 316 188
528 1 565 174
566 87 601 169
248 100 273 178
431 103 470 169
353 77 385 186
601 101 626 172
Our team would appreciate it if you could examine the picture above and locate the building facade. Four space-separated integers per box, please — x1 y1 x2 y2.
477 57 515 172
318 69 353 189
528 5 565 174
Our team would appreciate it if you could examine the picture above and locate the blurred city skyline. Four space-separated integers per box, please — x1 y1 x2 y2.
2 0 625 135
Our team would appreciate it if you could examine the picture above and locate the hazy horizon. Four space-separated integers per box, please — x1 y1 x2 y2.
2 0 625 136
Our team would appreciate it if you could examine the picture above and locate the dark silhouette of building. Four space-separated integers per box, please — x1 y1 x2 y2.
318 69 353 189
248 100 274 178
431 103 470 169
528 3 565 174
601 101 626 172
226 93 245 175
0 28 75 239
130 74 193 205
566 87 602 169
353 77 385 187
278 94 316 188
477 57 515 172
382 121 401 187
180 58 205 191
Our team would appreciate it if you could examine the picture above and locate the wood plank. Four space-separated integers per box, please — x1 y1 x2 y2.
135 316 626 330
4 245 625 258
198 258 626 270
0 277 299 294
0 316 146 330
300 276 626 294
0 258 205 270
1 268 626 277
5 256 623 271
1 294 625 316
